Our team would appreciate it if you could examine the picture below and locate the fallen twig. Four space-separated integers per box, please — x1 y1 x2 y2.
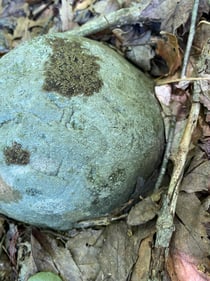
154 116 176 191
150 0 201 280
65 1 151 37
181 0 200 78
156 76 210 86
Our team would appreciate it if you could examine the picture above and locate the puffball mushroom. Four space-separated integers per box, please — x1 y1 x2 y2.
0 34 164 230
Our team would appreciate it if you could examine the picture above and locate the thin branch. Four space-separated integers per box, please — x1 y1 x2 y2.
181 0 200 77
150 1 201 279
168 82 201 213
154 116 176 191
65 1 151 37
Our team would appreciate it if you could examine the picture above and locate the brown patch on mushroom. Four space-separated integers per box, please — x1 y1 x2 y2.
3 142 30 165
43 37 103 97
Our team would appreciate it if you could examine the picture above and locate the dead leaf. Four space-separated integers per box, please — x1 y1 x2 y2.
17 241 37 281
193 21 210 53
199 138 210 159
125 44 155 72
67 221 155 281
113 21 160 72
151 32 182 76
130 235 153 281
141 0 210 33
31 229 83 280
170 86 191 121
127 197 159 226
167 250 210 281
181 158 210 193
66 228 103 280
0 252 14 281
96 221 154 281
5 223 19 266
167 192 210 280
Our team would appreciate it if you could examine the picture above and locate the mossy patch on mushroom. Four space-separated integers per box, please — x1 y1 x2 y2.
42 37 103 97
3 142 30 165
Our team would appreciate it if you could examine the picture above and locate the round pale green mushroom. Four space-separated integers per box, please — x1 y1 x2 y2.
0 33 164 230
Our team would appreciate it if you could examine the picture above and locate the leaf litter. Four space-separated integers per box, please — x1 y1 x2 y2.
0 0 210 281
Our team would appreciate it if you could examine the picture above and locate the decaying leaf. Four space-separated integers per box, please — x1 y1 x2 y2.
95 221 154 281
168 192 210 280
127 197 159 226
196 42 210 120
130 235 153 281
28 222 156 281
0 252 13 281
151 32 182 76
141 0 209 33
66 228 103 280
31 229 83 280
5 223 19 266
181 157 210 193
193 21 210 52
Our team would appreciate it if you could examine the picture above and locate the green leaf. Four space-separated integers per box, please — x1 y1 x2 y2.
28 272 63 281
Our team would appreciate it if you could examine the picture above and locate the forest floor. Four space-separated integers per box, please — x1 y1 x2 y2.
0 0 210 280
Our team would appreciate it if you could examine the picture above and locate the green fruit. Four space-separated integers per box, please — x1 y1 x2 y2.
28 272 63 281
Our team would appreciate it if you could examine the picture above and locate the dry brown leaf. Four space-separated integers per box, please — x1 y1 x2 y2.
152 32 182 76
67 221 156 281
181 158 210 193
28 222 155 281
130 235 153 281
199 138 210 159
167 192 210 280
95 221 154 281
141 0 209 33
170 87 191 121
198 115 210 138
125 44 154 72
17 241 37 281
194 21 210 53
31 229 83 280
66 228 103 280
127 197 159 226
5 223 19 267
0 252 14 281
167 250 210 281
31 229 59 273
